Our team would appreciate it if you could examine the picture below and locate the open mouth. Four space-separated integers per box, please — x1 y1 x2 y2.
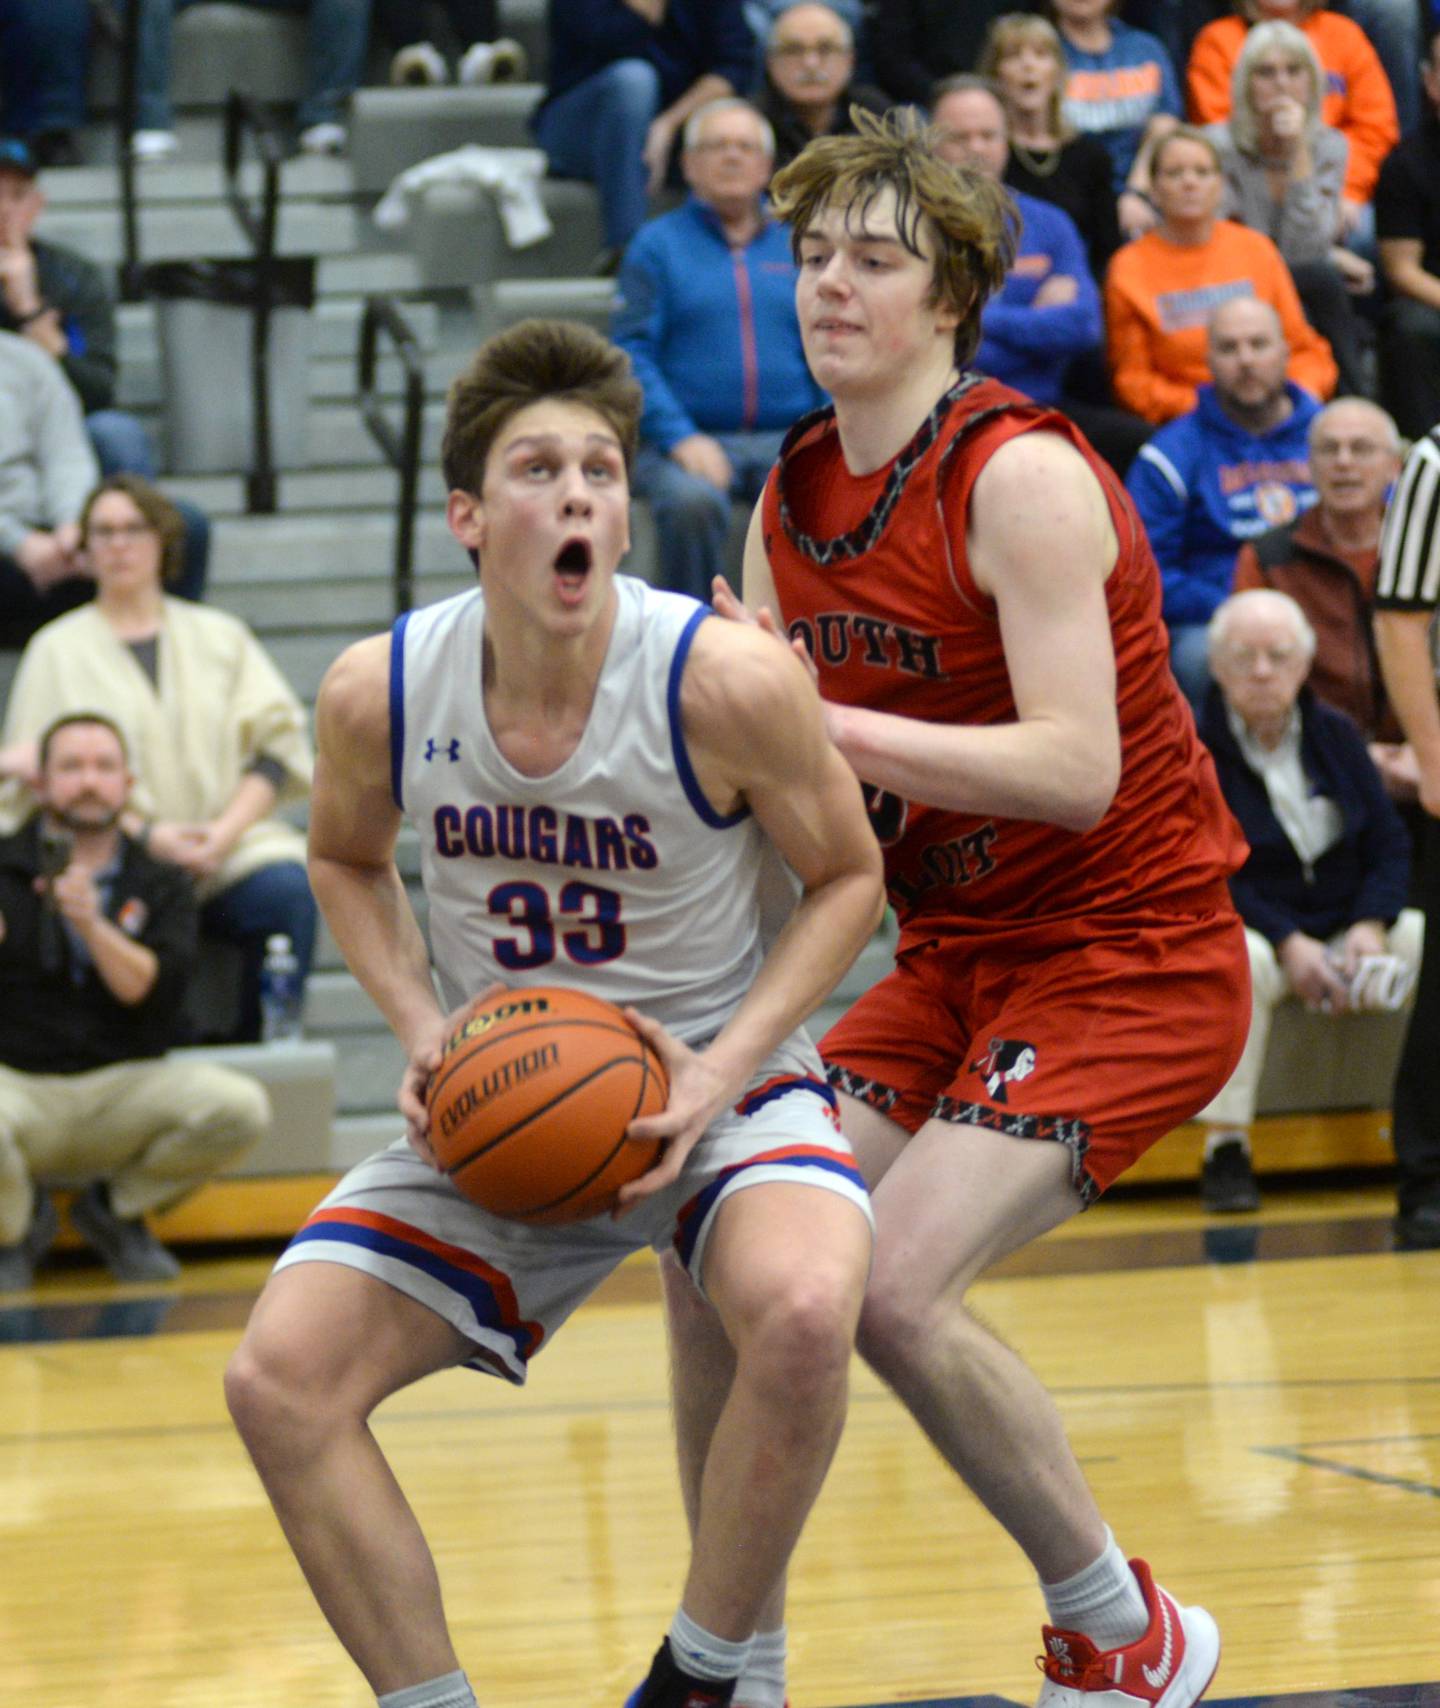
553 537 594 599
555 537 592 575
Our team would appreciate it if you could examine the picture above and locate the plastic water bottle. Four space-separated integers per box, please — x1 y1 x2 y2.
259 933 304 1043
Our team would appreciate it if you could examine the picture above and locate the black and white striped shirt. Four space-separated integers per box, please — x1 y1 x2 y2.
1377 426 1440 610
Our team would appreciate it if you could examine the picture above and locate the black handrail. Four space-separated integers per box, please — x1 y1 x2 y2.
222 90 287 514
93 1 144 299
358 296 426 617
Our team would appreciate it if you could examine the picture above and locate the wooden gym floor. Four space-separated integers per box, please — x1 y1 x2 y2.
1 1178 1436 1708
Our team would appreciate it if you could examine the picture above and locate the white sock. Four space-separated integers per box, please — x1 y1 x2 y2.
377 1672 478 1708
1041 1529 1149 1650
668 1607 753 1682
735 1626 787 1708
1203 1126 1250 1160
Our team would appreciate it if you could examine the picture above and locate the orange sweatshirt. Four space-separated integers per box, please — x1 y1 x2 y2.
1187 12 1398 203
1104 220 1338 423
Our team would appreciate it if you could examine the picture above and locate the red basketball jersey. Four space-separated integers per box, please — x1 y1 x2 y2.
760 373 1247 933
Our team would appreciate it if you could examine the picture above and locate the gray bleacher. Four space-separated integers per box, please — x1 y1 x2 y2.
1 0 752 1178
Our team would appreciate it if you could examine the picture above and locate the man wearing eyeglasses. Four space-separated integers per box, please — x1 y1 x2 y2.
614 96 825 600
758 2 891 169
1233 398 1407 770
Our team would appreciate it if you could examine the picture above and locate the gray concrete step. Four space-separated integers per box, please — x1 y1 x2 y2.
36 199 364 267
40 155 352 208
115 295 441 365
349 85 545 194
210 511 467 582
115 344 463 414
165 460 454 514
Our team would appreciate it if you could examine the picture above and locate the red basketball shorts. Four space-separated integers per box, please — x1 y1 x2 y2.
822 897 1250 1203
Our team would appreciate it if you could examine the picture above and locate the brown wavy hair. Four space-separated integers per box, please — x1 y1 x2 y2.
768 105 1017 366
442 318 642 496
78 474 186 585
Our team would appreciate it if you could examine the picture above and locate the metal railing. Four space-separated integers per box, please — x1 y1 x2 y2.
223 90 288 514
93 0 144 298
357 296 426 617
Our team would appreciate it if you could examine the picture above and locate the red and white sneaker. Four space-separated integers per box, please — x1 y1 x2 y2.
1036 1559 1220 1708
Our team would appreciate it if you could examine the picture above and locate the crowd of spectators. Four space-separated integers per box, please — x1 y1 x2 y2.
2 0 1439 1270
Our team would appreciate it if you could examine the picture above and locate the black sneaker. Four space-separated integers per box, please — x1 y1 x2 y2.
1394 1202 1440 1250
625 1641 737 1708
70 1184 182 1281
1201 1139 1260 1213
0 1189 59 1292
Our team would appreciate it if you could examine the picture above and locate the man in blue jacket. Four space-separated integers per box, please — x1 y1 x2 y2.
534 0 754 259
614 96 823 599
1196 587 1419 1211
931 77 1150 473
1127 297 1322 707
932 79 1101 407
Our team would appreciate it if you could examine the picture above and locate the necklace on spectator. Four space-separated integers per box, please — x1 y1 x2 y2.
1011 140 1061 177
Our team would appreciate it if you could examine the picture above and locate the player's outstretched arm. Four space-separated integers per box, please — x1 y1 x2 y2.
309 635 450 1125
817 432 1123 833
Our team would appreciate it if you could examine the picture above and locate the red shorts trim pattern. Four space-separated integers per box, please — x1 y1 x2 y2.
821 900 1249 1202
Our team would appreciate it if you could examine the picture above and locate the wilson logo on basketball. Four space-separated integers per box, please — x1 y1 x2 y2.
436 1043 560 1137
447 996 553 1052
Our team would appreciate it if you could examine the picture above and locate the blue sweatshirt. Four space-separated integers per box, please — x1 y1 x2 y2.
1127 383 1321 628
1061 22 1182 193
540 0 753 110
613 196 824 452
975 190 1100 404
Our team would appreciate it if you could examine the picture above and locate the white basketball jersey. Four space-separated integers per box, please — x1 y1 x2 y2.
392 576 779 1044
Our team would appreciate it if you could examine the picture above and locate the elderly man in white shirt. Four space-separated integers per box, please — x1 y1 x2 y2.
1195 587 1422 1210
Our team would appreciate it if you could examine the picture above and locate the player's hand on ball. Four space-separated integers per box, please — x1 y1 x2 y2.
613 1007 732 1212
402 984 506 1163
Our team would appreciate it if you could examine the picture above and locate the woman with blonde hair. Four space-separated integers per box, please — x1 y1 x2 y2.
980 12 1120 272
1205 17 1369 391
1104 124 1337 422
0 474 317 1041
1187 0 1398 235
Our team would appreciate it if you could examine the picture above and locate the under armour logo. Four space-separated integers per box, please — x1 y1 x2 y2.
424 737 461 762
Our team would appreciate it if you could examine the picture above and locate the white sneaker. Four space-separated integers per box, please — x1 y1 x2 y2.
131 129 179 163
458 36 529 85
390 41 449 85
1036 1560 1220 1708
298 122 347 156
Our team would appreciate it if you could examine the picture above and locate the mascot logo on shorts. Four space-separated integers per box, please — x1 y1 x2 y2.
970 1038 1037 1103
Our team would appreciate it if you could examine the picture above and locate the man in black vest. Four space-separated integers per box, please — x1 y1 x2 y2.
0 713 268 1290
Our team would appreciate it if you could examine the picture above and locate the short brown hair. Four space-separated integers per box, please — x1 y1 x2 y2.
441 319 643 496
39 711 129 770
1150 122 1223 178
79 474 186 586
768 105 1016 366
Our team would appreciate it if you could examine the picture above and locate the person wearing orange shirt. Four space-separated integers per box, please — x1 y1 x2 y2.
1187 0 1399 235
1105 125 1337 423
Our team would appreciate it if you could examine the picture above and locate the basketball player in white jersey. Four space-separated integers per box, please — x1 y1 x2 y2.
222 319 883 1708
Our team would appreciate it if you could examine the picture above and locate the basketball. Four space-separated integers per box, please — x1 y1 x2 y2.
426 986 669 1224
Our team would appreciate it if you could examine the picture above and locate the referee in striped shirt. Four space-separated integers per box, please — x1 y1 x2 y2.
1375 423 1440 1248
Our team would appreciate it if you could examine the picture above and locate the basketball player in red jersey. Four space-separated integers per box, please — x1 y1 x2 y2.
659 110 1252 1708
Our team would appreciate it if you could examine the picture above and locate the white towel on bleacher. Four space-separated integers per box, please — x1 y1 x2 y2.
373 146 552 248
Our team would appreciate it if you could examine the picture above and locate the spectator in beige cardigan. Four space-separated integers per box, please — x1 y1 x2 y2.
0 475 316 1040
